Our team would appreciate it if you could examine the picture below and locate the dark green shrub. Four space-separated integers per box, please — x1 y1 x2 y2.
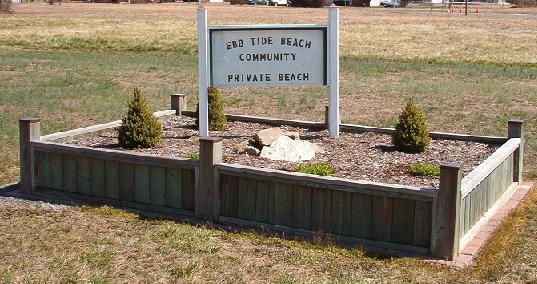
195 87 227 131
290 0 325 8
117 88 163 149
293 162 333 176
409 163 440 177
392 98 430 153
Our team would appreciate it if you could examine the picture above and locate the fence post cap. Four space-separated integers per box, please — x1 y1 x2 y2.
199 137 223 143
440 162 462 170
171 93 188 97
508 119 524 125
19 117 40 123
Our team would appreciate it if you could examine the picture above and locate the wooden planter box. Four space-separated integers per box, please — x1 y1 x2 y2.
18 97 524 261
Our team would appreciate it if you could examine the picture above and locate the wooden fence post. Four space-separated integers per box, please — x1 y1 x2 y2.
431 162 461 260
171 93 187 115
19 117 41 194
508 119 524 183
197 137 223 221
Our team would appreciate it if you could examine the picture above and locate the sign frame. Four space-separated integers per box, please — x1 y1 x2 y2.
197 6 339 138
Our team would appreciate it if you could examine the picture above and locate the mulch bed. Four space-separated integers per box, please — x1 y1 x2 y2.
67 115 499 188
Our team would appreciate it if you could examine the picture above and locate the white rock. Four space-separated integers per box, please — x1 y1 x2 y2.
254 128 283 147
260 136 315 162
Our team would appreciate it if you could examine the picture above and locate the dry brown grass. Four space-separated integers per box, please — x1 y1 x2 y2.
0 186 536 283
2 3 537 64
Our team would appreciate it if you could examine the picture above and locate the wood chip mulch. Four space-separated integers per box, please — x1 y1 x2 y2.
67 116 499 188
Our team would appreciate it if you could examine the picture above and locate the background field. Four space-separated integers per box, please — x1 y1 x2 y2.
1 3 537 282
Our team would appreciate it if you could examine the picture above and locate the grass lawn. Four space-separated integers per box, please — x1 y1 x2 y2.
1 3 536 282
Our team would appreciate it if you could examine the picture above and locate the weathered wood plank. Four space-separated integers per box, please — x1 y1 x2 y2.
165 168 182 209
61 154 76 193
391 198 415 245
119 163 135 202
76 157 91 195
413 200 432 247
237 177 257 221
49 153 63 190
36 151 50 188
215 164 437 199
220 175 239 217
104 160 120 200
40 110 176 141
255 180 274 224
331 190 352 236
292 185 312 230
274 182 293 227
181 169 196 210
370 196 393 242
135 164 151 204
150 166 166 206
311 187 332 233
90 158 105 197
32 140 198 169
350 192 372 239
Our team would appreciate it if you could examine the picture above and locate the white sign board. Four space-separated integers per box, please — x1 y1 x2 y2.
209 27 327 87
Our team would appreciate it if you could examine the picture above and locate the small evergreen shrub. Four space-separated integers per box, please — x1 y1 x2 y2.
392 98 431 153
409 163 440 177
184 152 200 160
195 87 227 131
117 88 163 149
293 162 333 176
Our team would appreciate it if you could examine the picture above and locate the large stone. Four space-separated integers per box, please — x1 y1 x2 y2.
282 131 300 140
254 128 283 147
306 142 324 154
244 145 260 156
260 136 315 162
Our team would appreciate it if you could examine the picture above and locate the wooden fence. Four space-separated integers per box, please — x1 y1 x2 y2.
17 98 525 261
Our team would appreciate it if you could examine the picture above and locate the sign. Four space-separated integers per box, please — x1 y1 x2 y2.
197 6 339 138
209 27 327 87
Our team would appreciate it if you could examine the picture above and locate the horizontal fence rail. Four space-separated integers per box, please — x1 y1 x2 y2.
32 141 198 212
459 138 520 246
217 163 437 253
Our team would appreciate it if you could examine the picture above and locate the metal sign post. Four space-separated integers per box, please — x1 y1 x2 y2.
197 6 209 138
328 5 340 138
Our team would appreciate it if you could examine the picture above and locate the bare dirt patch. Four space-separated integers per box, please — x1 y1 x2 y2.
68 116 498 188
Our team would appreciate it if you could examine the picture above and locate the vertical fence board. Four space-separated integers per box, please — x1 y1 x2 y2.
292 185 312 230
391 198 415 245
181 169 196 210
62 155 76 193
350 193 372 239
165 168 182 209
255 180 273 224
119 163 135 202
150 166 166 206
464 195 470 235
274 182 293 227
311 187 332 233
370 196 393 242
331 190 351 236
49 153 63 190
90 159 105 197
76 157 91 195
135 165 151 204
413 200 432 247
36 151 50 188
220 175 239 217
238 177 257 220
104 160 120 200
